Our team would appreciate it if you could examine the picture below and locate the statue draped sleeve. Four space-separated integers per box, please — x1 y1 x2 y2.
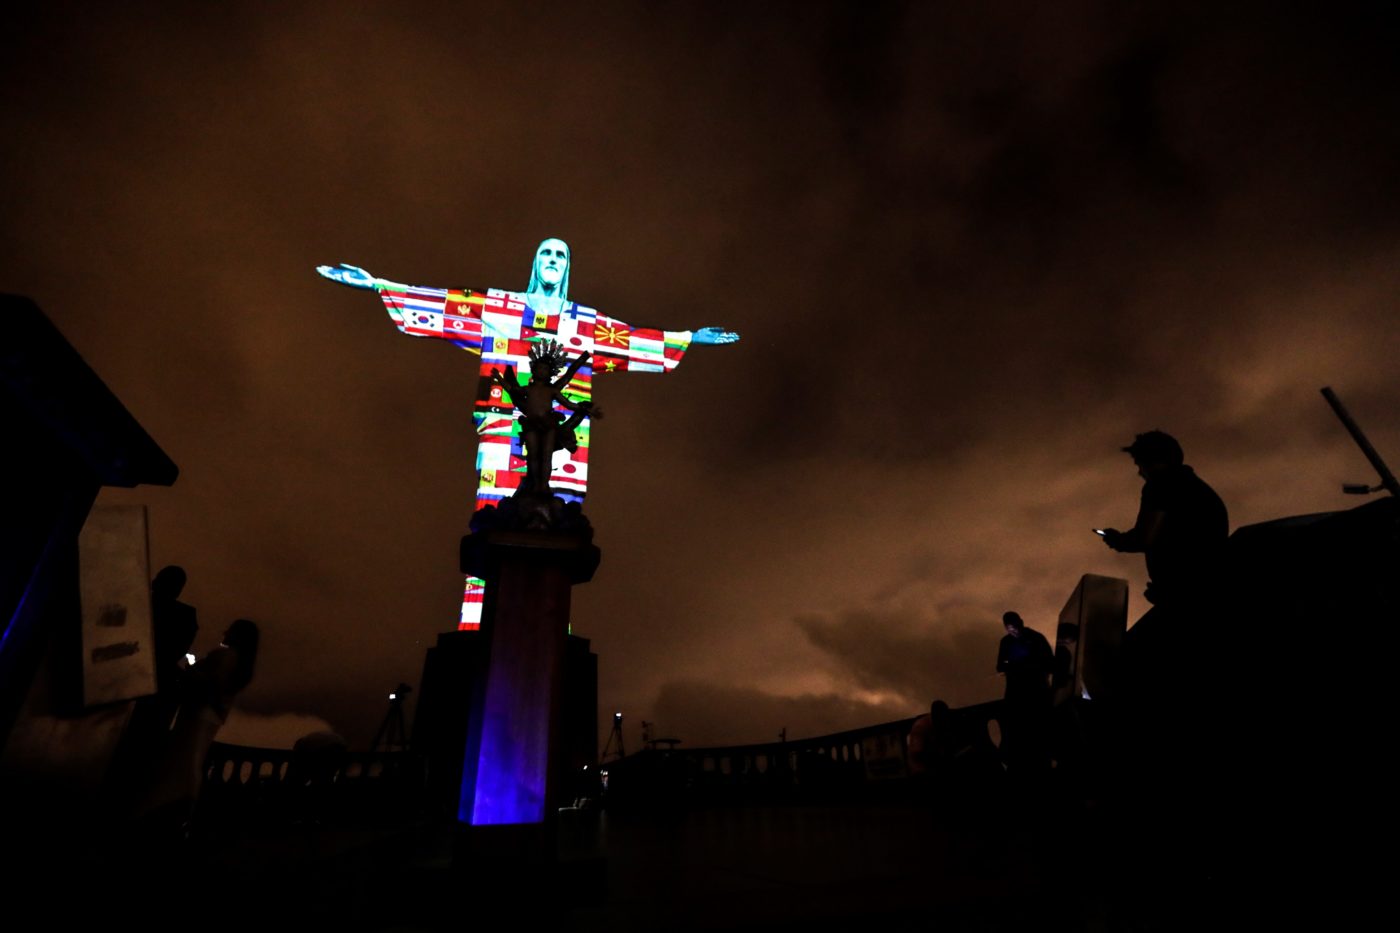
588 309 692 375
372 281 486 355
367 279 692 373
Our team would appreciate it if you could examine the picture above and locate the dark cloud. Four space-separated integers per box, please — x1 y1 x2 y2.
650 680 907 748
797 604 1005 709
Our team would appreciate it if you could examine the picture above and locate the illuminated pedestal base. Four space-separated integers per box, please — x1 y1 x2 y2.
454 527 600 872
414 629 597 822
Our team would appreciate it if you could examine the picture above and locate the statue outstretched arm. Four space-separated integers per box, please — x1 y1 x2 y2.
318 263 484 354
591 314 737 376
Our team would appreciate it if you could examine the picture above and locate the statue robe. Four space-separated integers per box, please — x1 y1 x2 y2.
372 280 692 628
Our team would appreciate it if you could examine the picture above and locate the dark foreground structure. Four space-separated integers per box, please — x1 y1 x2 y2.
1 295 178 815
6 491 1396 931
9 485 1391 931
3 296 1393 929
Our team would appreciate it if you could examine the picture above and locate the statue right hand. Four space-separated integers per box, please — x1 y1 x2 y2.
691 326 741 345
316 263 378 289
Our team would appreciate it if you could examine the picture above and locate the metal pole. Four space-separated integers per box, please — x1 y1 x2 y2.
1320 386 1400 498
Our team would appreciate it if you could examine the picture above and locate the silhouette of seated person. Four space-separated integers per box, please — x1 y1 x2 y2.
908 700 942 778
1100 431 1228 714
1101 431 1228 611
134 619 259 838
150 565 198 700
910 700 1001 785
996 611 1054 776
288 731 349 825
105 566 200 811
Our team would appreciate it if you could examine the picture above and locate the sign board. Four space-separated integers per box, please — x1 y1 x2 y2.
1055 573 1128 705
78 505 155 706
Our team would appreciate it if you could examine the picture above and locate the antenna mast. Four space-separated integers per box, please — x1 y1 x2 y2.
1321 387 1399 498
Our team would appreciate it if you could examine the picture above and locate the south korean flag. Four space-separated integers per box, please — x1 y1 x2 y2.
403 309 444 337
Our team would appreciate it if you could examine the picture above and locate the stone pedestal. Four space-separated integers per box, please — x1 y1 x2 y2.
454 528 600 870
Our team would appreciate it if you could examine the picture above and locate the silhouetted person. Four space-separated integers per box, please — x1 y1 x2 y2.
135 619 259 839
910 700 1007 870
1098 433 1228 865
910 700 1001 786
102 566 201 814
997 612 1054 701
907 700 948 778
150 565 198 699
289 730 349 827
1100 431 1228 712
1100 431 1228 610
996 611 1054 776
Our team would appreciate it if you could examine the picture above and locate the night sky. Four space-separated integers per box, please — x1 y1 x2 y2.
4 1 1397 751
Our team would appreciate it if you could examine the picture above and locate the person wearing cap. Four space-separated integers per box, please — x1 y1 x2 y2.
1099 429 1229 774
1100 431 1228 609
997 611 1055 702
1099 434 1230 843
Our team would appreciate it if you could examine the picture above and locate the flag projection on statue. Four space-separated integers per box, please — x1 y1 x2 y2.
372 282 692 628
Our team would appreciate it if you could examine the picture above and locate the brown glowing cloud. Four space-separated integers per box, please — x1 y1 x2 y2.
649 681 909 748
796 605 1006 711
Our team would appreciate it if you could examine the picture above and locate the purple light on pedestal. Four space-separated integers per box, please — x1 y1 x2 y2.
466 673 549 824
454 542 579 827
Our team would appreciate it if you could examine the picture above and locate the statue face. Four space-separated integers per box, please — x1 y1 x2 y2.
535 238 569 289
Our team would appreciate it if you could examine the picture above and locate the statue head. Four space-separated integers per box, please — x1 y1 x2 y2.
526 237 571 300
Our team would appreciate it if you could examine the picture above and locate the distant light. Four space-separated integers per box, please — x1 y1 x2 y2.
389 693 398 700
1081 686 1092 700
582 765 588 770
184 653 196 666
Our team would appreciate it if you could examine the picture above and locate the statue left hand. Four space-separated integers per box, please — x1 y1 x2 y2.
691 326 741 345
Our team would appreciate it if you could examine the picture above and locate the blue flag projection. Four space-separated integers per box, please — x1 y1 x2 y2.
318 239 739 629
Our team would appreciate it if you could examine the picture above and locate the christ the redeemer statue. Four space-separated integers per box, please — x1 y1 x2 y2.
318 238 739 628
